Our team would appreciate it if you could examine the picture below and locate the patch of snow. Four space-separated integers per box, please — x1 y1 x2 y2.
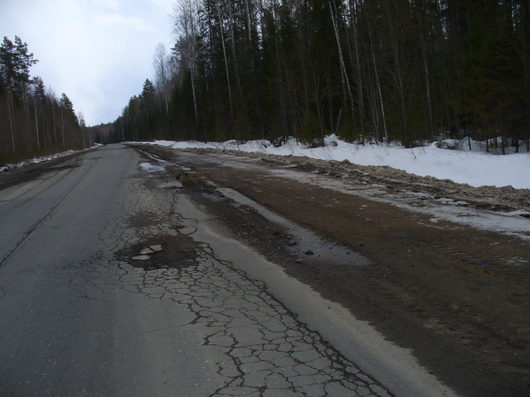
141 135 530 189
499 210 530 218
139 162 165 173
0 145 100 172
159 180 183 189
435 198 468 206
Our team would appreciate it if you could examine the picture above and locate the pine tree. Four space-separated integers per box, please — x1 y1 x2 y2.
108 0 529 153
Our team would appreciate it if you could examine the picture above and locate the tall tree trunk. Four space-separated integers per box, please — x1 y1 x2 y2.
521 1 529 149
386 4 407 143
272 4 288 137
350 0 365 139
228 2 242 94
217 1 234 121
163 90 169 117
244 0 253 43
329 1 355 133
51 103 57 147
190 69 199 126
417 5 434 136
367 14 388 141
301 0 310 115
368 66 380 141
33 96 40 152
60 108 65 150
7 93 16 154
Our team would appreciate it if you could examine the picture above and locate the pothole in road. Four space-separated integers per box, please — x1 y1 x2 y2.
116 234 200 271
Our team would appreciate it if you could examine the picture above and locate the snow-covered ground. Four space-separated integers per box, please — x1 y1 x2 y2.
139 162 165 173
143 135 530 190
0 145 102 173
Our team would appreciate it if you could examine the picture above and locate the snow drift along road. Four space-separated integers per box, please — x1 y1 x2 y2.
143 135 530 190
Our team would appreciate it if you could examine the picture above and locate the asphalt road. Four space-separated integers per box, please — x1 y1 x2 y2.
0 145 451 397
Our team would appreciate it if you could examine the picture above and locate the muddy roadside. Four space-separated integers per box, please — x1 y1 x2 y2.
195 147 530 214
134 144 530 397
0 148 99 192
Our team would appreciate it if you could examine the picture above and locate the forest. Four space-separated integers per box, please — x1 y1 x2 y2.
0 36 92 166
109 1 528 152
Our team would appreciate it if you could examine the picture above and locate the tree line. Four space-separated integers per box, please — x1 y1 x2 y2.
0 36 92 166
107 0 529 153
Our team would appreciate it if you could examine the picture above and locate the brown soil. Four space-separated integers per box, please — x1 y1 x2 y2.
135 144 530 397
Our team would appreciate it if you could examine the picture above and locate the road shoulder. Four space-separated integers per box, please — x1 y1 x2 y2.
133 144 530 397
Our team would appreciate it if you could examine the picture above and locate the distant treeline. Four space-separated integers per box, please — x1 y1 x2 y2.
0 36 92 166
105 0 528 152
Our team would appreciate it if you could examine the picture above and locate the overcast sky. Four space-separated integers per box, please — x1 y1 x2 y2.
1 0 174 125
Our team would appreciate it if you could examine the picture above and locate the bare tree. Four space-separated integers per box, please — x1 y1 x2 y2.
153 43 171 117
329 1 355 132
174 0 200 124
217 1 235 121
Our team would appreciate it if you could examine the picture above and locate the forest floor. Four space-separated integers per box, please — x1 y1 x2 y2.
134 144 530 397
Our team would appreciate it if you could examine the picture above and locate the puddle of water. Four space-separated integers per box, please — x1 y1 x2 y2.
201 191 226 202
217 187 370 267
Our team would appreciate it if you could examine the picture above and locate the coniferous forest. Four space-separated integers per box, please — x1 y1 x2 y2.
0 36 92 166
111 1 527 152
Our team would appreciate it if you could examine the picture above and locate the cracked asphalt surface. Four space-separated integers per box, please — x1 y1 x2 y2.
0 145 401 396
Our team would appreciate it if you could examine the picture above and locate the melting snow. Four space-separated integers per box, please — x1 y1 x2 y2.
141 135 530 189
0 145 102 172
139 162 165 173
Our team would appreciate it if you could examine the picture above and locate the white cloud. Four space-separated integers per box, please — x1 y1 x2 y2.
90 0 121 11
148 0 175 14
95 13 154 32
0 0 174 125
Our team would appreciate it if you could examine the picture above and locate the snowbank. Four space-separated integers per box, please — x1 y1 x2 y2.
143 136 530 189
0 144 102 173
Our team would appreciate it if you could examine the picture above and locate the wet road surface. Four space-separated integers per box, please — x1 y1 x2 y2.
0 145 412 396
